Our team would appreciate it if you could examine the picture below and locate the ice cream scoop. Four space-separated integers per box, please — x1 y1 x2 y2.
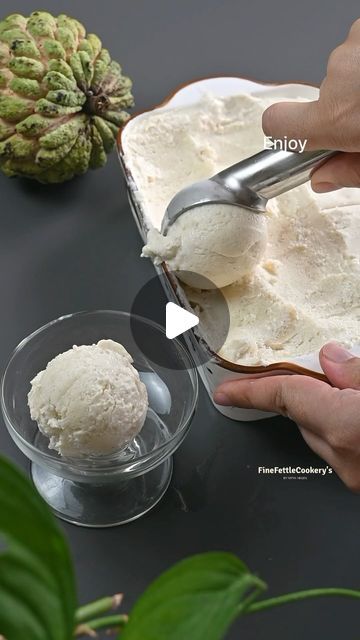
144 149 337 289
161 148 336 234
28 339 148 458
143 202 267 288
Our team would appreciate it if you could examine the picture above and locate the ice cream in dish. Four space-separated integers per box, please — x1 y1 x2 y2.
28 339 148 457
122 92 360 366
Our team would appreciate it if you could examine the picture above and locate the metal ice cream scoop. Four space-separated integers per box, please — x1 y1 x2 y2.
161 149 336 234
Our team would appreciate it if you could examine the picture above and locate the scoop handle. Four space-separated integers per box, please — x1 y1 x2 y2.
216 149 337 200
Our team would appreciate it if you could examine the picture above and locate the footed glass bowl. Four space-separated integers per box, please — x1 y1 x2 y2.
1 311 198 527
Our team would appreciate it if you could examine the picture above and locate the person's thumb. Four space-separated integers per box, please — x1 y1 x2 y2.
262 100 327 149
320 341 360 390
311 152 360 191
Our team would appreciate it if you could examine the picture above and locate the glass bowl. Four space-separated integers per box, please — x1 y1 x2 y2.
1 311 198 527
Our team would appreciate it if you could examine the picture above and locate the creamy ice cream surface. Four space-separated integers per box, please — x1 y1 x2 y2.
142 203 268 289
187 186 360 364
28 339 148 457
122 92 360 365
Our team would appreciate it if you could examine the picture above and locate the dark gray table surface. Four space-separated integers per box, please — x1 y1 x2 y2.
0 1 359 638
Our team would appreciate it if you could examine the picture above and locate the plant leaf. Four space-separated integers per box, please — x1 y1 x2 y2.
0 456 77 640
121 552 265 640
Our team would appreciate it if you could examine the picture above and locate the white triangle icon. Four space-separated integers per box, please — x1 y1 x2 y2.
166 302 199 339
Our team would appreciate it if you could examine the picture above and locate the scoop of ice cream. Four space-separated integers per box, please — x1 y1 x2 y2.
142 202 267 289
28 339 148 458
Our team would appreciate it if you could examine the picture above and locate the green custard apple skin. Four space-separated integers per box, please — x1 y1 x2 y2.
0 11 134 183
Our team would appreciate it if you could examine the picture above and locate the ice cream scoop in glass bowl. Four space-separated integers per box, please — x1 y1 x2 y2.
1 310 198 527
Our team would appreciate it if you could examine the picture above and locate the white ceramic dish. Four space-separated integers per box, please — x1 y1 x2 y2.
118 76 360 421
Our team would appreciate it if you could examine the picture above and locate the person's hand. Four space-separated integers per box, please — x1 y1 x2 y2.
213 342 360 492
262 18 360 192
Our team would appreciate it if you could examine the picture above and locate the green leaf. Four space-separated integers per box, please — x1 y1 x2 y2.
121 552 265 640
0 456 77 640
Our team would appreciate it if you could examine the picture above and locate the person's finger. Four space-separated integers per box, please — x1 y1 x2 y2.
347 17 360 42
297 425 335 467
262 101 334 150
298 424 360 493
213 374 341 435
319 341 360 389
311 152 360 191
297 425 360 493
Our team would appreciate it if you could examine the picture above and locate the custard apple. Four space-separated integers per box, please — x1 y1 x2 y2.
0 11 134 183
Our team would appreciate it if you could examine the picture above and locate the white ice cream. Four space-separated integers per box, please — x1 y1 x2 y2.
122 93 360 365
28 339 148 457
142 203 268 289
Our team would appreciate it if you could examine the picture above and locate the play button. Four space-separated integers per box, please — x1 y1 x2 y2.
165 302 199 339
130 270 230 370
